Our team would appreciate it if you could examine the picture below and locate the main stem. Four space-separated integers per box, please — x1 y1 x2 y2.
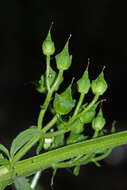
1 130 127 185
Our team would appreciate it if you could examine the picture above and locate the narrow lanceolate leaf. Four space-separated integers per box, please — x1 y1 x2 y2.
14 177 32 190
0 154 4 159
0 144 10 159
73 165 80 176
0 158 9 166
0 152 9 167
10 128 41 158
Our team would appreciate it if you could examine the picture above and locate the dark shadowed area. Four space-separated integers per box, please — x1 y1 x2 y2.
0 0 127 190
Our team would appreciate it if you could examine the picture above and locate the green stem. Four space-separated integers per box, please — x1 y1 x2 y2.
46 55 50 92
31 171 42 189
93 130 99 138
1 130 127 185
72 93 85 117
42 114 58 133
37 92 52 129
92 148 112 163
76 94 99 119
51 70 63 93
68 94 99 125
43 120 78 138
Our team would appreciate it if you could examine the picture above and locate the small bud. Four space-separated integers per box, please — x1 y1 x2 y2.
91 70 108 96
55 36 72 70
42 30 55 56
53 86 76 115
92 108 106 131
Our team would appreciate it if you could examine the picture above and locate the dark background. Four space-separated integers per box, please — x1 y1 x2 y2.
0 0 127 189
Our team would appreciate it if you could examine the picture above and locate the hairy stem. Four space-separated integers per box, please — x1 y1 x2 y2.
1 130 127 185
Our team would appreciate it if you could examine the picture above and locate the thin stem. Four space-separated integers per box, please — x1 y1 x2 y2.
93 130 99 138
37 92 52 129
68 94 99 125
72 93 85 117
43 120 78 138
77 94 99 119
51 70 63 93
46 55 50 92
31 171 42 189
42 114 58 133
92 148 112 162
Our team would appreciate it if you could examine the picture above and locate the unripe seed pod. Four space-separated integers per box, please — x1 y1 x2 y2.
55 37 72 71
92 109 106 131
53 86 76 115
77 59 91 94
91 71 108 96
71 119 84 134
79 104 97 124
42 31 55 56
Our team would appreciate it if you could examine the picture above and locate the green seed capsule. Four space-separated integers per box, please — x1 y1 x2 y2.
92 108 106 131
77 68 90 94
91 71 108 96
71 119 84 134
42 31 55 56
53 86 76 115
79 104 97 124
55 39 72 71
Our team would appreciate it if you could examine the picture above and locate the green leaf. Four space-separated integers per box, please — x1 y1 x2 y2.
0 153 9 166
0 158 9 166
10 128 41 158
73 165 80 176
36 74 46 93
0 154 4 159
0 144 10 159
0 180 13 190
14 177 32 190
53 86 76 115
36 66 63 93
